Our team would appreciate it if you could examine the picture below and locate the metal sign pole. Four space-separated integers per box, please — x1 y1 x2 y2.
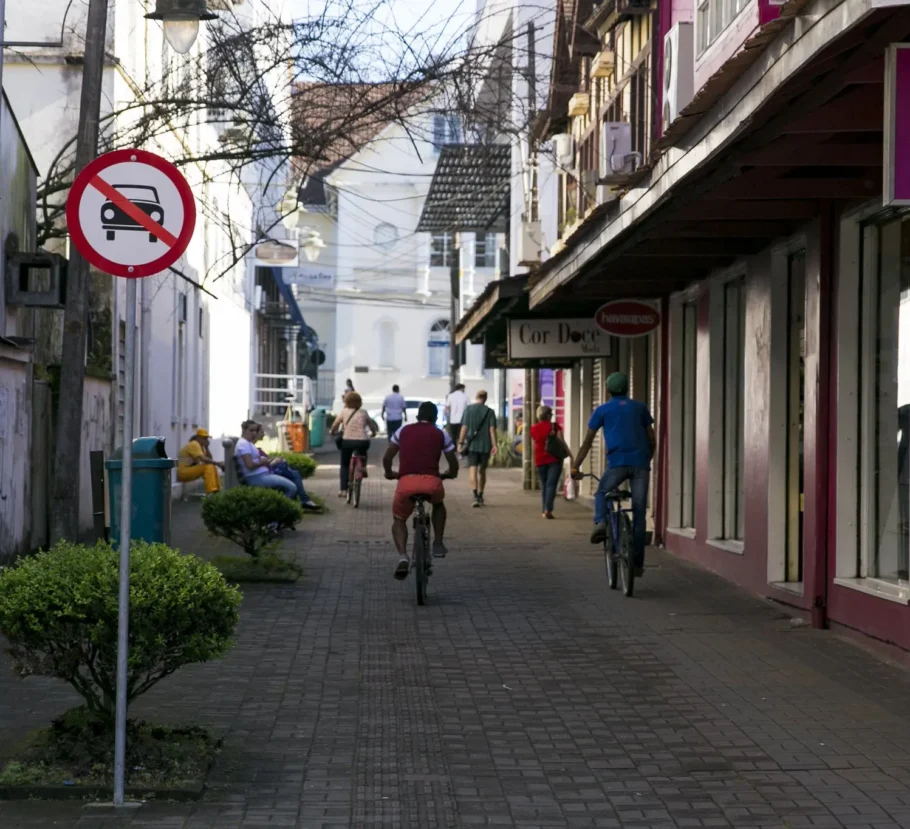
113 277 137 805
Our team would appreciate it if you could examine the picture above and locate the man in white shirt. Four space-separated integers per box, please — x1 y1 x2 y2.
444 383 468 443
234 420 298 500
382 385 407 437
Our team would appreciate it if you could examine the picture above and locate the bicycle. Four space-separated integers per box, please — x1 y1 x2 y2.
411 493 432 605
346 449 367 508
578 473 636 597
405 472 455 606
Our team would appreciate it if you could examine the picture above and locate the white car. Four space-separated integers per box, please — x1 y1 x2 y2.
369 398 446 435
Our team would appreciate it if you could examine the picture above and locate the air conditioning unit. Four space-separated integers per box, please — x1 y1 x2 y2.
599 122 632 178
617 0 651 14
551 133 575 169
568 92 590 117
663 23 695 131
517 220 542 266
591 50 615 78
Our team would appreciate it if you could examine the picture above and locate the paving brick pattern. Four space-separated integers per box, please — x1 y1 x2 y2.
2 453 910 827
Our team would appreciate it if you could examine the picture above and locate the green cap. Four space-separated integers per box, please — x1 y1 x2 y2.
606 372 629 395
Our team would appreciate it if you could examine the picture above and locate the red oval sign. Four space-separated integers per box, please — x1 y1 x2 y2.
594 300 661 337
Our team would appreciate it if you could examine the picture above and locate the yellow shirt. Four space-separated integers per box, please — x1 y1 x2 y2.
177 440 205 468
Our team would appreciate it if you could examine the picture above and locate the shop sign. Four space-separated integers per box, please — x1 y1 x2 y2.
594 300 660 337
884 44 910 206
284 263 335 288
484 331 573 370
507 318 611 359
252 240 299 268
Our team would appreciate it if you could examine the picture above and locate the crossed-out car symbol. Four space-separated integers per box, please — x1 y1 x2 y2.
101 185 164 243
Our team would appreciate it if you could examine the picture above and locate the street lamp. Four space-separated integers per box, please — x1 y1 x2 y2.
298 226 326 262
146 0 217 54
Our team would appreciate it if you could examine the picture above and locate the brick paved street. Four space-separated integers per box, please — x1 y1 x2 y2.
3 454 910 827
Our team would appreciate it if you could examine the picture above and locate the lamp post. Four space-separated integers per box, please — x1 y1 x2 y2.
48 0 217 806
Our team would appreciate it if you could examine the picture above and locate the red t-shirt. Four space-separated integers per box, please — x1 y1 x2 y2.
391 422 456 477
530 420 563 467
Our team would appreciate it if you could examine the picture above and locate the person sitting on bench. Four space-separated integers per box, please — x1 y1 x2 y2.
235 420 316 508
176 428 223 495
251 423 319 510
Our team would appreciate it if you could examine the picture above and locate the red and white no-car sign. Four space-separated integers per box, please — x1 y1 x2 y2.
66 149 196 279
594 300 661 337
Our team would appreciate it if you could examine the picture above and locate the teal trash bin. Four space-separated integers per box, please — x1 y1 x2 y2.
309 407 326 448
106 437 175 547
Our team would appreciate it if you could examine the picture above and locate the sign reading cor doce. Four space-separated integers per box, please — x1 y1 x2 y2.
594 300 660 337
507 318 612 360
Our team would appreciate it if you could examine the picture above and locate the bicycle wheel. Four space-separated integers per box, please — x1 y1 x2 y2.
352 470 361 508
618 513 635 597
604 517 618 590
414 520 428 605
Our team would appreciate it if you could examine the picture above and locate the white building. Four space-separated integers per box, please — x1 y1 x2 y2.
289 90 499 421
2 0 299 520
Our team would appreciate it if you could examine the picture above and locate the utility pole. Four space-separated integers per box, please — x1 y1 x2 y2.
50 0 110 543
449 233 460 392
521 21 538 491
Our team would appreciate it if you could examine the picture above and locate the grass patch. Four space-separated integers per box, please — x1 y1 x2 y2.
0 707 218 799
211 552 302 583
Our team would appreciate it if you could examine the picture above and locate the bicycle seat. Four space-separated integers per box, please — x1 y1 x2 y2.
606 491 632 501
409 494 431 503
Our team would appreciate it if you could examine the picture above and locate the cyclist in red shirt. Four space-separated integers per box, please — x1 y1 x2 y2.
383 402 459 580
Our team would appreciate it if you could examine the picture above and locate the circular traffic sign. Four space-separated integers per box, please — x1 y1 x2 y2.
66 149 196 279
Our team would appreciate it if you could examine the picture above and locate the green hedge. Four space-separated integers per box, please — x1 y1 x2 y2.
202 486 303 558
269 451 318 479
0 541 241 727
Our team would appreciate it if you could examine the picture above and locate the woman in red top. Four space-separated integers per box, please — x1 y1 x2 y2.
529 405 573 519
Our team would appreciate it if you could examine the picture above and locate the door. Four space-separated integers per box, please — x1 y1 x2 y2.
786 252 807 583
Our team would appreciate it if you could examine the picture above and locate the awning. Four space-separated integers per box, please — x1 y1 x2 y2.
268 267 317 346
529 0 903 311
417 144 511 233
455 275 529 344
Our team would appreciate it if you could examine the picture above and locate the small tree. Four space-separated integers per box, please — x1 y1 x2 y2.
0 541 241 728
202 487 303 558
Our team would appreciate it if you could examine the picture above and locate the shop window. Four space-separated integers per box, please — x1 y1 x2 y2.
721 277 745 541
428 319 450 377
856 218 910 584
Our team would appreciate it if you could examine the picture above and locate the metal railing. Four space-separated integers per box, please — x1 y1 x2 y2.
314 372 336 408
253 374 313 416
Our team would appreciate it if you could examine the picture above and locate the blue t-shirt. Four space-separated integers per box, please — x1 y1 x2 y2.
588 396 654 469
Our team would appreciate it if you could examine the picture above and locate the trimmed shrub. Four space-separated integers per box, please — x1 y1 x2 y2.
269 451 318 479
201 486 303 558
490 431 520 468
0 541 241 727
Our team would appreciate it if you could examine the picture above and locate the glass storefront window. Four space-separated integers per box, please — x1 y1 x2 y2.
861 217 910 584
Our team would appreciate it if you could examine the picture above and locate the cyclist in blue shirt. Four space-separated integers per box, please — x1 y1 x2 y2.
572 372 656 576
